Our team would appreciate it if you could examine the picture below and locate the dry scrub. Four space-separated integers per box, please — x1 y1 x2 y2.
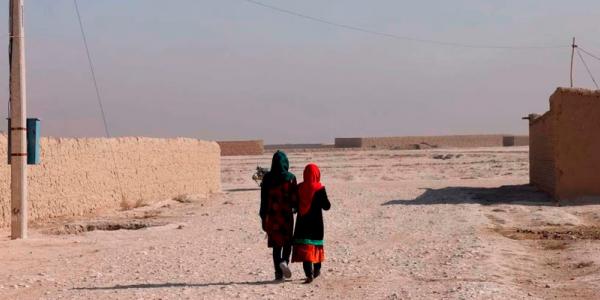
498 226 600 241
120 198 149 211
47 220 169 235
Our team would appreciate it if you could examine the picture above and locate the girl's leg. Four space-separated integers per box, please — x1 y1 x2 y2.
279 242 293 279
273 247 283 279
282 242 292 264
302 262 313 278
314 263 322 278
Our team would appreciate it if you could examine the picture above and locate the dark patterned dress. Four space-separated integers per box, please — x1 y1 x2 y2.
260 175 298 248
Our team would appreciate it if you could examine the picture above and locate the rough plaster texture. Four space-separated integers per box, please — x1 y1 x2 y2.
0 136 221 227
529 113 556 195
335 135 525 149
503 136 530 147
551 88 600 199
334 138 363 148
217 140 263 156
265 144 331 151
529 87 600 200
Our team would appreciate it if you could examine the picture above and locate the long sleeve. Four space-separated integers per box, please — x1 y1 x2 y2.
290 177 299 213
320 188 331 211
260 180 269 220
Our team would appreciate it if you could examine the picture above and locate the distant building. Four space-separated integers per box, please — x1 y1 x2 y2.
334 134 528 149
217 140 264 156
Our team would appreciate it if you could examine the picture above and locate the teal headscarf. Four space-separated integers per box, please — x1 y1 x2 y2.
268 150 295 183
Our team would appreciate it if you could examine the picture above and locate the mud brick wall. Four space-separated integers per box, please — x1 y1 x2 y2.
334 138 363 148
515 136 530 146
503 136 530 147
265 144 330 151
336 135 509 149
529 113 556 195
0 136 221 227
217 140 263 156
550 88 600 199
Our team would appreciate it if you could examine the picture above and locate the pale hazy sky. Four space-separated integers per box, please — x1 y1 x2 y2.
1 0 599 143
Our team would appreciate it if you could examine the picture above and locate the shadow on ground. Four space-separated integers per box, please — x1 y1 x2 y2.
224 188 261 193
73 279 296 290
381 184 599 206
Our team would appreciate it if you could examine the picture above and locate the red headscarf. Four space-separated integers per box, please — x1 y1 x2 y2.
298 163 324 216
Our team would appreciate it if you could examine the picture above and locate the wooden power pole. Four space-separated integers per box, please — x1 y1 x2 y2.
9 0 28 239
570 37 576 88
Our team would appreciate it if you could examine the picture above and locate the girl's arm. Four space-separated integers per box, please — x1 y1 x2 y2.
291 177 299 213
259 178 268 220
321 188 331 211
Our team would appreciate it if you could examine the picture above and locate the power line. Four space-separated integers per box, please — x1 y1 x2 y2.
576 48 599 89
240 0 569 50
578 47 600 63
73 0 112 139
73 0 127 200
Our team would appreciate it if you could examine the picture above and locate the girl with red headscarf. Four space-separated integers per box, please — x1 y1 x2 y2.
292 163 331 283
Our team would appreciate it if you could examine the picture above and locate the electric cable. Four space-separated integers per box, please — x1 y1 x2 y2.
576 48 600 89
578 47 600 63
73 0 127 200
240 0 569 50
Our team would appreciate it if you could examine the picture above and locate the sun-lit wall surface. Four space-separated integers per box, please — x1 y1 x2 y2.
529 87 600 200
0 136 221 227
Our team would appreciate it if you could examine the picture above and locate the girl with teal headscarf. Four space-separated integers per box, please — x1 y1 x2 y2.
260 150 298 281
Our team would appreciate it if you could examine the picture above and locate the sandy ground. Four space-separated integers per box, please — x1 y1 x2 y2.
1 147 600 299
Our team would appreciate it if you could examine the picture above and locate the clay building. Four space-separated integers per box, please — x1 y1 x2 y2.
217 140 264 156
335 134 528 149
528 87 600 200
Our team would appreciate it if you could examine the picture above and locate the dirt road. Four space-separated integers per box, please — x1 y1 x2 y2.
1 147 599 299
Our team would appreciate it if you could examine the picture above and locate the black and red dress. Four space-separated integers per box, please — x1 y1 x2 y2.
260 151 298 248
292 164 331 263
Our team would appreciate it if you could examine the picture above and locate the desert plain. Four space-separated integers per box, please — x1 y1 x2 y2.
1 147 600 299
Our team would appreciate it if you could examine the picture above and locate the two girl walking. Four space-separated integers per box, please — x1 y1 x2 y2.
259 151 331 283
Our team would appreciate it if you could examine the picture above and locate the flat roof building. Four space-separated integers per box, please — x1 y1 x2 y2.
528 87 600 200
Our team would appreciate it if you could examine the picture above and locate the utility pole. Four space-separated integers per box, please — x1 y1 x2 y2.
9 0 28 239
570 37 576 88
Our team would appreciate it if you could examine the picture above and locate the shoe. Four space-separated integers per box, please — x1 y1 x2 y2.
314 269 321 279
275 273 284 281
303 277 313 284
279 262 292 279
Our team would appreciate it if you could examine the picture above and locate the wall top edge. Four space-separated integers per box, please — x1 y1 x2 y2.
554 87 600 96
